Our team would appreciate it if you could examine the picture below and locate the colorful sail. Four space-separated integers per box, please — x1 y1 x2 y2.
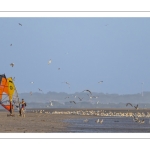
0 74 20 113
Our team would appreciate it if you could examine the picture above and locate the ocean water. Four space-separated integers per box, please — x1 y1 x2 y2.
64 117 150 133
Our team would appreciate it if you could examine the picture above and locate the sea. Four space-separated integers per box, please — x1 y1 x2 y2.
64 116 150 133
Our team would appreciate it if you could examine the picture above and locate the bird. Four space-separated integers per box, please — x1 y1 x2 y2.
10 63 14 67
140 119 145 124
82 90 92 95
95 119 100 123
70 101 76 104
98 81 103 84
126 103 133 107
65 96 69 99
100 119 103 124
50 101 53 106
134 104 138 110
48 59 52 65
62 82 70 85
18 23 22 26
38 88 43 92
97 101 100 104
10 44 12 46
30 81 34 84
83 119 88 123
78 97 83 101
58 68 60 70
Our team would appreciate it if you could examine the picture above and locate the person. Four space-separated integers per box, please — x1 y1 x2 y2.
19 99 26 116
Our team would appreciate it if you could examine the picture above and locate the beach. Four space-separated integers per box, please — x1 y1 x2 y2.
0 109 97 133
0 108 150 133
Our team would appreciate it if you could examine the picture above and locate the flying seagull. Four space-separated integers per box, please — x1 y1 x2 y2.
18 23 22 26
30 81 34 84
98 81 103 84
83 90 92 95
10 44 12 46
126 103 133 107
134 104 138 110
78 97 84 101
65 96 69 99
10 63 14 67
38 88 43 92
48 59 52 65
70 101 76 104
62 82 70 85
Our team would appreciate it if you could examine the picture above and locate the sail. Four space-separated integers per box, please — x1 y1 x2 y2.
0 74 20 113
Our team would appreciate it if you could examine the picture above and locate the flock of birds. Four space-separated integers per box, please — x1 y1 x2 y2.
126 102 145 124
45 89 102 108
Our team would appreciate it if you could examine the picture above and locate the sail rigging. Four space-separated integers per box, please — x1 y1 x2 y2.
0 74 20 114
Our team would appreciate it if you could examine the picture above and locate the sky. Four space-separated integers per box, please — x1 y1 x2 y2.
0 17 150 95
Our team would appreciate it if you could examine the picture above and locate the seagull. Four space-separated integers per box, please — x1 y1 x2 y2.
82 90 92 95
30 81 34 84
65 96 69 99
10 44 12 46
10 63 14 67
62 82 70 85
126 103 133 107
83 119 88 123
134 104 138 110
38 88 43 92
78 97 83 101
58 68 60 70
98 81 103 84
48 59 52 65
19 23 22 26
70 101 76 104
50 101 53 106
95 119 100 123
140 119 145 124
100 119 103 124
97 101 100 104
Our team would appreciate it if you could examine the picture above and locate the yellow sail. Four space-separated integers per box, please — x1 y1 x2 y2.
7 77 15 101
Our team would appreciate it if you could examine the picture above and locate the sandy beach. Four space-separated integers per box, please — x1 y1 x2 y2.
0 108 150 133
0 109 96 133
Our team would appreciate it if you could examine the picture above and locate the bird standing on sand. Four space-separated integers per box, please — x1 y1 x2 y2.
10 63 14 67
83 119 88 123
100 119 103 124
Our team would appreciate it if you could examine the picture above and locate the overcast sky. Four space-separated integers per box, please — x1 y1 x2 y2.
0 17 150 94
